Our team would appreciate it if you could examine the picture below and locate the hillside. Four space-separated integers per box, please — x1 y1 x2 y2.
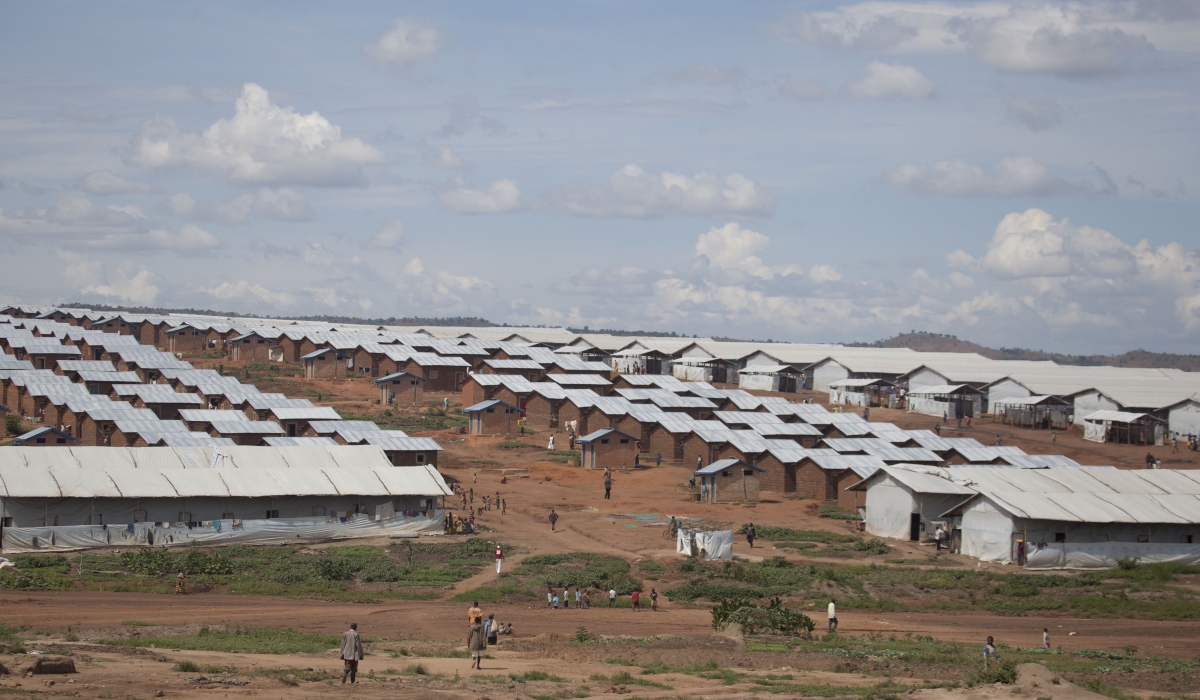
851 332 1200 372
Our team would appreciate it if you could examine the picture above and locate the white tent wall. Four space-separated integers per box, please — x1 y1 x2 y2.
811 361 850 391
738 373 779 392
1025 542 1200 568
1168 401 1200 438
676 527 734 561
672 363 713 383
986 379 1032 410
905 368 951 391
830 390 869 407
2 512 441 553
960 497 1017 564
908 397 949 418
1073 391 1120 425
863 475 916 540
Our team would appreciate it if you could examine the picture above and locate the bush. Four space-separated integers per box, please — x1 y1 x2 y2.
736 524 860 544
173 661 201 673
312 558 356 581
711 596 815 637
1116 556 1140 571
853 539 891 555
121 548 176 575
966 661 1017 686
5 414 21 436
12 554 68 569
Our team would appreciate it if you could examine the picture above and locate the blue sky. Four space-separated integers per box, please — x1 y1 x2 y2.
2 1 1199 352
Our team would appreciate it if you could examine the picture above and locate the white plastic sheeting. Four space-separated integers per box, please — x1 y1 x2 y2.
2 512 442 553
1025 542 1200 569
960 497 1016 563
676 527 733 561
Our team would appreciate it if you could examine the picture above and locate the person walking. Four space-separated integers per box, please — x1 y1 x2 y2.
604 472 612 500
655 453 661 467
175 571 186 595
983 636 1000 669
501 499 506 515
994 434 1002 446
696 456 702 470
548 435 555 451
486 613 498 647
745 522 756 549
340 623 364 683
634 453 640 468
609 587 616 607
827 599 838 632
495 544 504 574
552 594 559 609
1051 429 1057 443
863 407 870 421
935 524 945 551
1042 628 1051 650
469 487 474 504
582 588 590 609
575 586 581 609
563 587 570 609
549 508 559 532
468 617 486 670
1172 435 1178 453
631 589 640 611
468 600 483 624
547 586 554 608
650 588 658 612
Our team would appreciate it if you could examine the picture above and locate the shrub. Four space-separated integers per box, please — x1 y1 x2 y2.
402 663 428 676
1116 556 1140 571
11 554 68 569
312 558 356 581
966 661 1017 686
121 548 176 575
173 661 201 673
5 414 21 436
736 525 860 544
853 539 891 555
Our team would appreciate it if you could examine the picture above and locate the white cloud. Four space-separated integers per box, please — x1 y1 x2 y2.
845 61 933 99
81 267 159 304
366 218 406 250
393 257 495 313
668 64 751 87
1006 95 1062 131
808 264 842 283
425 146 468 170
365 18 441 69
77 170 153 195
439 178 522 213
540 164 774 218
82 224 221 252
695 223 774 279
161 188 312 224
884 155 1097 197
122 83 387 187
202 280 295 307
778 3 1174 77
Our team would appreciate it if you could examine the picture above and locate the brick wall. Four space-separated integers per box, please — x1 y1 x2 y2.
646 426 684 462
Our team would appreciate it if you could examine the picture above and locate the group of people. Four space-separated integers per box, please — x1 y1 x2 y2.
546 585 658 611
466 600 514 670
443 511 477 535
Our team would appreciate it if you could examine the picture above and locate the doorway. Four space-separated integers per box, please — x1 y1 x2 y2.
909 513 921 541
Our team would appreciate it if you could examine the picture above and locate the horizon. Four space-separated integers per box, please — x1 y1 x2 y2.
2 2 1198 353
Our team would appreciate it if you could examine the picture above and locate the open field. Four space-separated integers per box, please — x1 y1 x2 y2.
3 387 1200 699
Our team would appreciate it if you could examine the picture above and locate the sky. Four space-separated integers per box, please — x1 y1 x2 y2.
2 1 1199 353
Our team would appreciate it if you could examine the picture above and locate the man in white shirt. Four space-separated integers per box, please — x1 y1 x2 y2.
609 588 617 607
828 599 838 632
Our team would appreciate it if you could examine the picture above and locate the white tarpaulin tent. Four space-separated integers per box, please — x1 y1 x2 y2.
676 525 733 561
852 464 1200 569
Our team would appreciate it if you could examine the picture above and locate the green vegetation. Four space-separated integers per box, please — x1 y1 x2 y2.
5 414 22 435
497 440 542 449
56 539 506 601
966 661 1017 686
0 554 73 591
818 505 863 520
548 449 581 463
710 597 816 637
737 525 860 543
104 624 338 655
589 670 672 689
454 552 643 602
173 661 201 673
661 556 1200 621
341 407 468 433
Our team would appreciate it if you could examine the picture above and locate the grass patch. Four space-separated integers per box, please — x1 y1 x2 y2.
172 661 201 673
497 441 542 449
103 624 338 654
458 552 643 603
736 524 860 544
589 671 672 689
966 661 1017 686
1083 680 1137 700
401 663 429 676
121 621 154 627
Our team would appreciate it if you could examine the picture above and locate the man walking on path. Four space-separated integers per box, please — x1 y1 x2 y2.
340 623 363 684
468 600 483 624
696 456 702 471
549 508 559 532
494 545 503 574
486 613 498 647
650 588 658 611
631 589 640 611
656 453 661 467
548 435 555 451
609 588 616 607
1043 628 1051 649
827 599 838 632
745 523 756 548
604 472 612 500
468 617 486 670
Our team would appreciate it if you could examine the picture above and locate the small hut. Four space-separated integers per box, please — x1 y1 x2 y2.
462 400 524 436
991 395 1071 430
575 428 639 468
375 372 427 405
694 458 765 503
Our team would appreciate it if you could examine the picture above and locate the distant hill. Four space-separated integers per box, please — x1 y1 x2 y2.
849 332 1200 372
59 303 498 328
